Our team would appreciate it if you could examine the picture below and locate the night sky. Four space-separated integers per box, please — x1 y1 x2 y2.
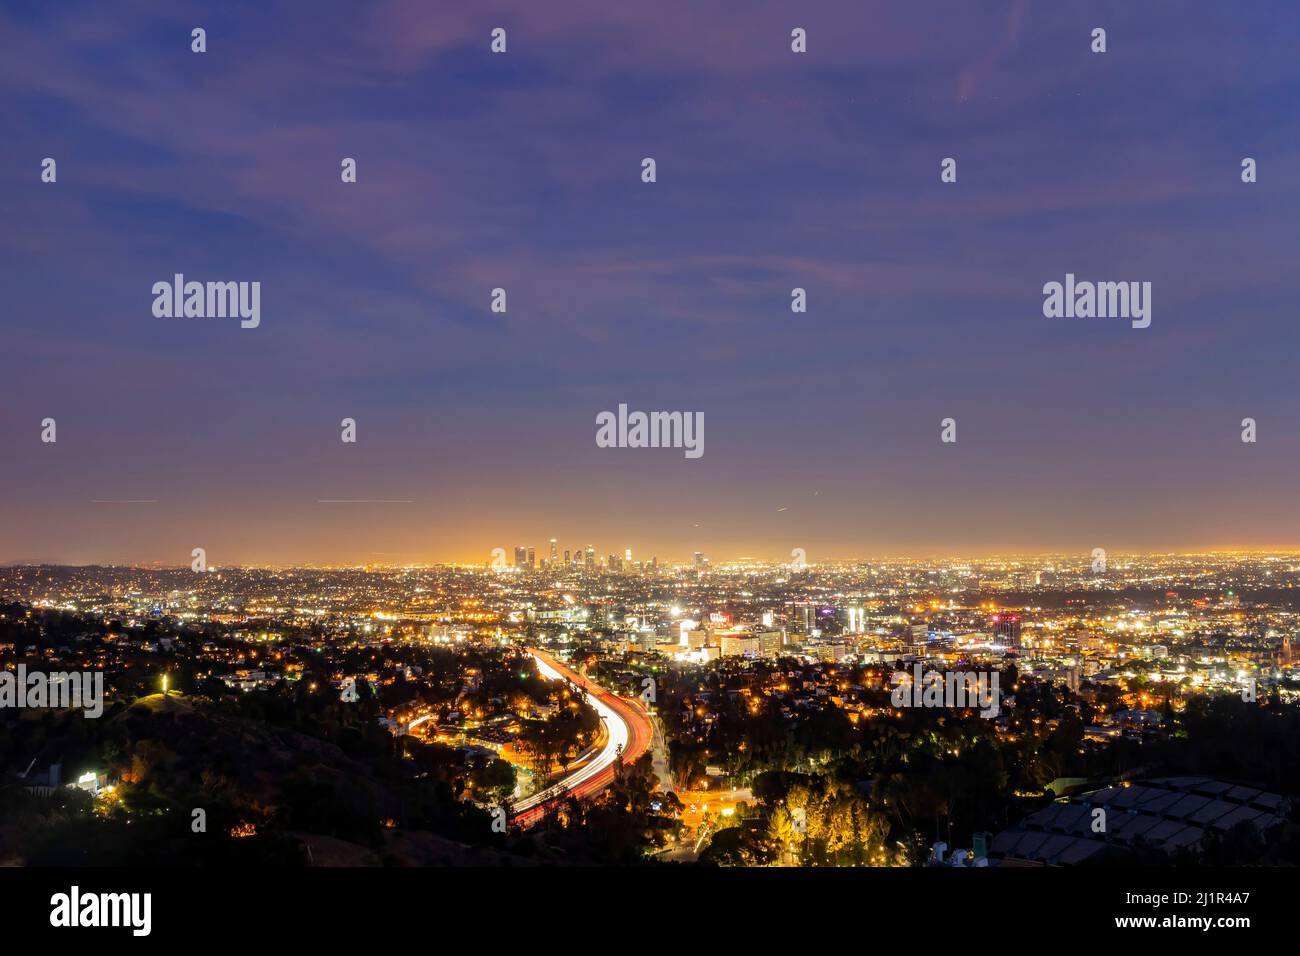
3 1 1299 566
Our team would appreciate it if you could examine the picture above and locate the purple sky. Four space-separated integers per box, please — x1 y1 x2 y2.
3 0 1300 565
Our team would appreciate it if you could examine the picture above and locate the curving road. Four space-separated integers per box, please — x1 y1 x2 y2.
509 647 652 829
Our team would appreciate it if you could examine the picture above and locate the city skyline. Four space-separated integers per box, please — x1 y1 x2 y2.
10 544 1300 571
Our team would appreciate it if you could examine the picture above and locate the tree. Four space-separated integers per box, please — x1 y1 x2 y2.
767 805 797 865
470 757 516 804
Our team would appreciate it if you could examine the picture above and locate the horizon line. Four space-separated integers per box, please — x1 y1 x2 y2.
5 547 1300 572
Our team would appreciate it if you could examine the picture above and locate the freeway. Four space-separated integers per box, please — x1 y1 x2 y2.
509 647 652 829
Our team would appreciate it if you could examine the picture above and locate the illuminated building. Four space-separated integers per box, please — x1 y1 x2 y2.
992 613 1021 648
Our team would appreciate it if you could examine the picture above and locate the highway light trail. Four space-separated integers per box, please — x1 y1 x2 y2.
510 648 651 828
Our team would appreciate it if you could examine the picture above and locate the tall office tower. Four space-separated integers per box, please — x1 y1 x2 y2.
991 613 1021 648
514 546 526 568
624 548 632 563
693 551 704 567
585 546 595 568
651 556 658 570
527 546 536 569
564 549 571 565
550 539 558 564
